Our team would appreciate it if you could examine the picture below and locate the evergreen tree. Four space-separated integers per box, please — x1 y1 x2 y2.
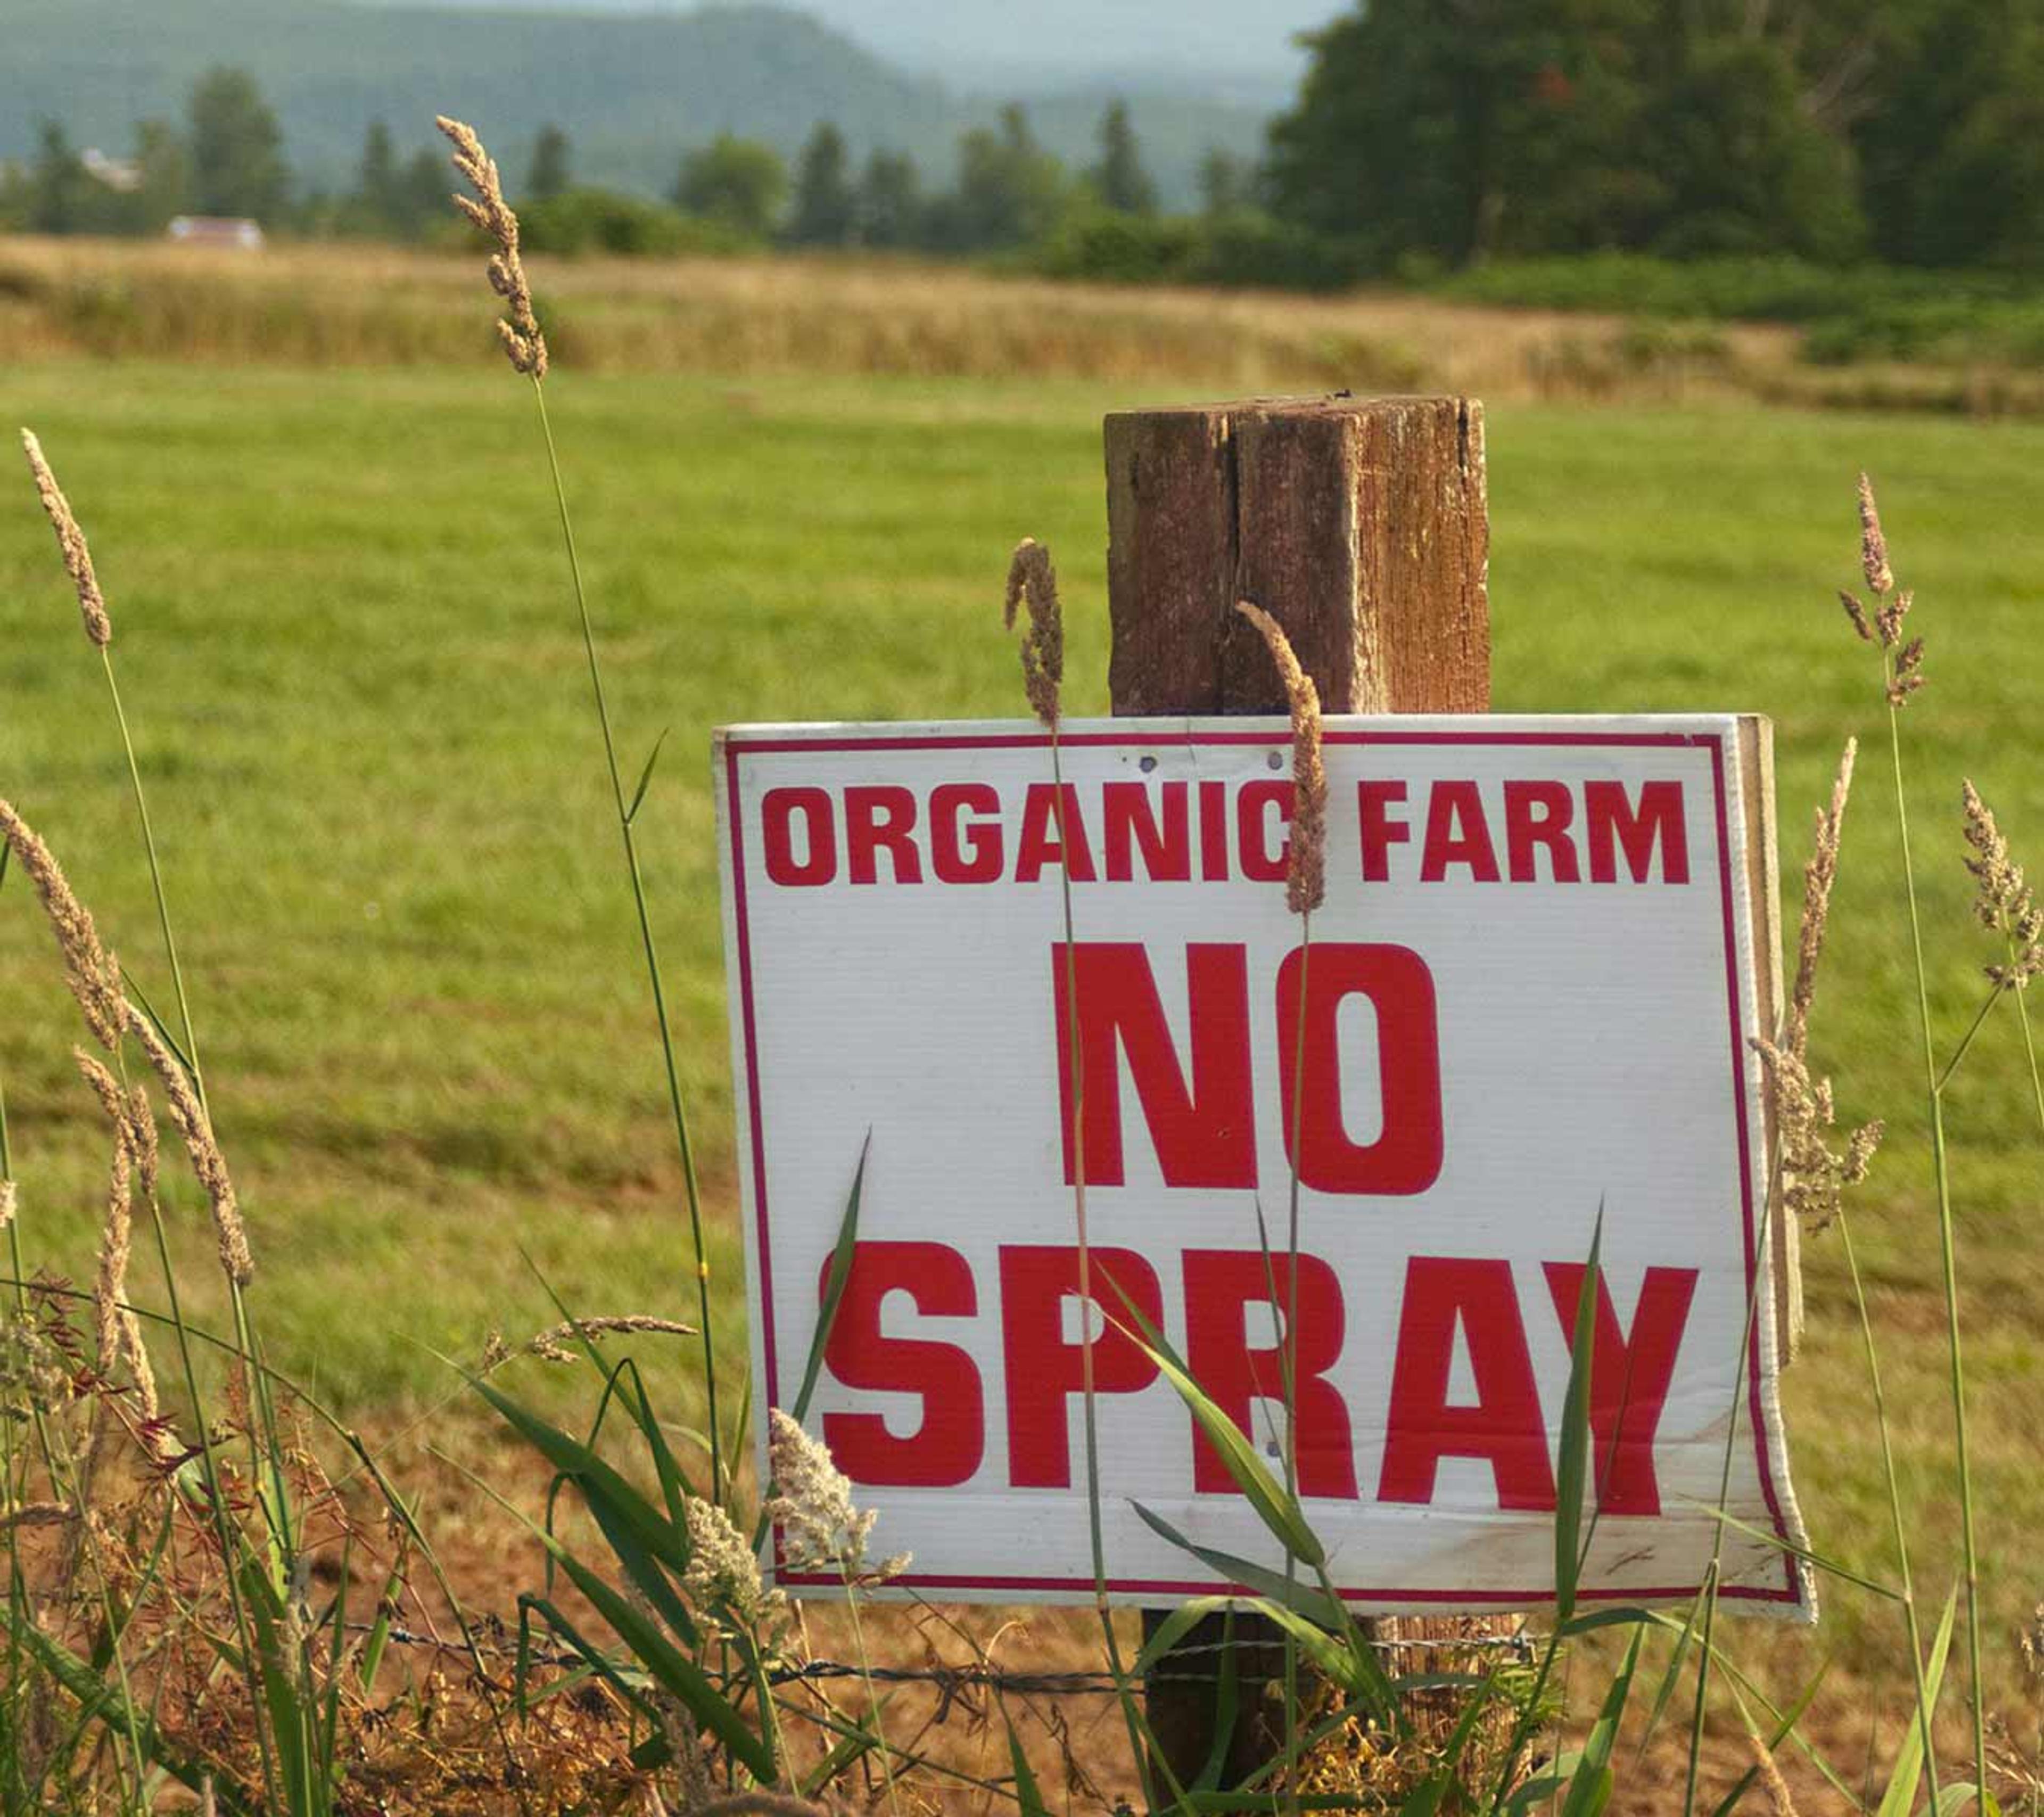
398 149 450 238
856 149 922 249
942 104 1067 250
28 121 94 234
129 119 190 233
674 133 787 237
788 122 856 245
355 119 400 228
186 65 288 220
1087 99 1157 215
1197 147 1252 217
528 125 572 201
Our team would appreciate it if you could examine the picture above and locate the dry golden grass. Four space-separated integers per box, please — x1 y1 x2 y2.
0 233 1800 400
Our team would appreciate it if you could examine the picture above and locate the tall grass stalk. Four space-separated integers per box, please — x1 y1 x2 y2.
1835 1204 1941 1789
2013 969 2044 1135
1003 537 1167 1806
1046 730 1163 1808
1882 676 1987 1797
435 112 724 1492
16 434 297 1810
1282 923 1308 1814
527 375 724 1495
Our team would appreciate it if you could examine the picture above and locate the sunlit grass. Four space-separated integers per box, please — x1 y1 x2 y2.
3 362 2042 1712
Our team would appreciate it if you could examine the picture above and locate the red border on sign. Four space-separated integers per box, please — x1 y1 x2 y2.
723 726 1801 1608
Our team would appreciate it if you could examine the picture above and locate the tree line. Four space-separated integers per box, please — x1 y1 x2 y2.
10 3 2044 278
0 64 1182 259
1265 0 2044 272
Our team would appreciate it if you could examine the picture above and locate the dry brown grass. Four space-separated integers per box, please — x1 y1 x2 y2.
0 234 1801 400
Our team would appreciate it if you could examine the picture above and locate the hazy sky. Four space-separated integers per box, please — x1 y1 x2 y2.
707 0 1347 86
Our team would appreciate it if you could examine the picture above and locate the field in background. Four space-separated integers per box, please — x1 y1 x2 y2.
0 233 1836 401
4 339 2044 1750
14 236 2044 417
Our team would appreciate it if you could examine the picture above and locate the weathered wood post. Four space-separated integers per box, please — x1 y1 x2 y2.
1103 394 1498 1788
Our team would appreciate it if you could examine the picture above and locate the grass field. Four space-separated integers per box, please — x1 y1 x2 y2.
4 346 2044 1748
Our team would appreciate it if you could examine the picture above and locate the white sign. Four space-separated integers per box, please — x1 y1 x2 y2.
716 716 1809 1618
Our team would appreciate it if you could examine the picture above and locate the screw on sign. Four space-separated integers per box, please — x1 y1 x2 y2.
713 397 1802 1790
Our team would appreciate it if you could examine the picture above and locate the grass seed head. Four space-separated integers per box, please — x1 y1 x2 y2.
1003 537 1064 727
77 1049 133 1372
93 1121 133 1376
1857 471 1893 596
682 1497 783 1632
0 1180 13 1234
1961 780 2043 988
766 1407 906 1580
1748 1731 1802 1817
125 1084 160 1202
126 1003 252 1288
20 429 111 648
75 1049 160 1410
435 115 548 380
0 797 125 1052
1234 600 1327 915
1751 1035 1882 1232
516 1312 696 1364
1785 738 1855 1057
1837 590 1873 642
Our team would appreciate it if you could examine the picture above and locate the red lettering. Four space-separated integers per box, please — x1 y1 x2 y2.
821 1243 984 1486
1102 782 1191 882
1183 1250 1357 1499
1237 779 1293 883
1504 781 1579 884
1016 783 1098 883
844 786 921 885
1276 944 1444 1196
1543 1263 1699 1516
1053 943 1255 1188
1198 780 1229 881
761 786 836 886
1420 781 1501 883
999 1246 1163 1487
930 782 1003 884
1358 779 1411 882
1378 1257 1555 1511
1584 780 1689 884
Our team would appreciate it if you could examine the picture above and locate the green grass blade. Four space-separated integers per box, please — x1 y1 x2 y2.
1241 1596 1375 1695
1875 1586 1957 1817
1004 1709 1053 1817
1560 1628 1641 1817
1686 1503 1902 1599
581 1478 700 1650
1398 1673 1504 1816
1130 1502 1342 1626
1554 1214 1602 1624
472 1375 689 1575
801 1718 880 1799
791 1132 869 1424
1117 1306 1323 1567
1132 1597 1236 1675
543 1535 774 1781
624 726 671 825
1635 1574 1710 1761
518 1594 658 1724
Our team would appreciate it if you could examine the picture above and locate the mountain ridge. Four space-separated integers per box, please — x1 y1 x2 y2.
0 0 1275 211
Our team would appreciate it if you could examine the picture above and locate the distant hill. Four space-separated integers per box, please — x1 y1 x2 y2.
0 0 1274 210
340 0 1323 98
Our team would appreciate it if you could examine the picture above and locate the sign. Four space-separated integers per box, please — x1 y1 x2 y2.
716 715 1809 1618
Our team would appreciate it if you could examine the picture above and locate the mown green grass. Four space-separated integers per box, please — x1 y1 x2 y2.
2 360 2042 1695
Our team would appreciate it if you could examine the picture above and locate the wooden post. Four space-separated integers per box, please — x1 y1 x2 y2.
1103 393 1498 1790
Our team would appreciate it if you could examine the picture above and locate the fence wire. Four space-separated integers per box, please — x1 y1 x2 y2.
353 1619 1543 1699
